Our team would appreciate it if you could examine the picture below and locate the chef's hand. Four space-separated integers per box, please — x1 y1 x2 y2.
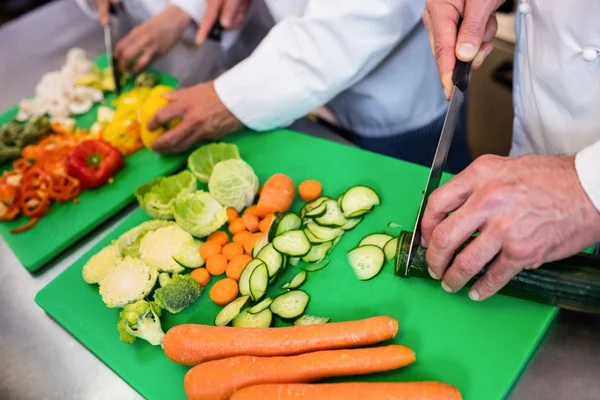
114 5 191 73
148 81 243 154
421 155 600 301
95 0 119 26
196 0 252 45
423 0 503 99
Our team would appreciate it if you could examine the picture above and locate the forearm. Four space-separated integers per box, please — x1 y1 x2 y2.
575 140 600 212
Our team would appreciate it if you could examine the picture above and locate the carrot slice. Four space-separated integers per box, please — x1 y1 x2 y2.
200 241 222 260
243 205 258 216
233 231 252 245
256 174 295 218
242 213 259 233
299 179 323 202
243 232 265 254
209 277 239 306
206 254 228 275
222 242 244 261
226 254 252 281
191 268 211 287
258 213 274 233
229 217 247 234
207 230 230 246
226 207 239 223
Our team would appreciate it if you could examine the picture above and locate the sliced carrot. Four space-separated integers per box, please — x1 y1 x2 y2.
233 231 252 245
229 217 247 234
299 179 323 202
226 254 252 281
200 241 222 260
256 174 295 218
222 242 244 261
243 205 258 216
243 232 265 255
207 230 230 246
163 316 399 366
230 382 463 400
190 268 211 287
242 213 259 233
258 213 274 233
184 345 415 400
206 254 228 276
226 207 239 223
209 277 239 306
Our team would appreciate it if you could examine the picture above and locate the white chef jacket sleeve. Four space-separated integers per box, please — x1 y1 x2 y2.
575 140 600 212
73 0 99 20
214 0 422 131
170 0 206 24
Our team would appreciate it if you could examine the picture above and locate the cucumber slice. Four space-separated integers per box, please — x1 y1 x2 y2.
252 234 270 258
232 308 273 328
340 186 380 218
283 270 307 290
347 245 386 280
383 237 399 262
304 228 329 244
306 222 344 241
239 259 266 296
387 222 402 229
249 297 274 314
172 239 205 268
358 233 394 249
304 202 327 218
257 243 284 282
301 197 329 218
293 315 330 326
315 200 348 227
268 212 302 241
341 217 363 231
300 259 330 272
270 290 310 320
302 241 332 263
331 237 341 251
272 230 311 257
214 295 250 326
289 257 300 266
337 194 344 207
249 263 269 301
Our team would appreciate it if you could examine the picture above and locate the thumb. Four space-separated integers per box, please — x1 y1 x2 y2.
456 0 495 62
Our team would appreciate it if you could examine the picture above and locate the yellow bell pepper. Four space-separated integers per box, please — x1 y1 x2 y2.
139 85 180 148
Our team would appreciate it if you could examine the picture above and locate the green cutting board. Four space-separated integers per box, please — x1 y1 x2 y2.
35 129 556 400
0 59 188 272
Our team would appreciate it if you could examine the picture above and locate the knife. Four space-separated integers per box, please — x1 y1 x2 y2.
401 26 473 277
103 3 123 95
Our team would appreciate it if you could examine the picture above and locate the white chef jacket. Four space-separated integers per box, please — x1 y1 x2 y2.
512 0 600 210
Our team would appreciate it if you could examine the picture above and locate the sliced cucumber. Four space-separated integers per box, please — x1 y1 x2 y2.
214 295 250 326
304 228 329 244
300 259 330 272
257 243 284 282
387 222 402 229
383 237 399 262
289 257 300 266
341 217 363 231
301 197 329 218
358 233 394 249
270 290 310 320
249 263 269 301
306 222 344 242
340 186 380 218
293 315 330 326
252 234 270 258
172 239 205 268
337 194 344 207
331 237 341 251
232 308 273 328
315 199 348 227
268 212 302 241
249 297 274 314
347 245 386 280
272 230 311 257
239 259 266 296
302 241 332 263
284 270 307 289
304 202 327 218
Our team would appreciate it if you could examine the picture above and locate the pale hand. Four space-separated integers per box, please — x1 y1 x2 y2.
113 5 192 73
421 154 600 301
148 81 243 154
95 0 120 26
423 0 503 99
196 0 252 45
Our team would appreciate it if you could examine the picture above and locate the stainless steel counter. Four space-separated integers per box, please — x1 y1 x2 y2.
1 2 600 399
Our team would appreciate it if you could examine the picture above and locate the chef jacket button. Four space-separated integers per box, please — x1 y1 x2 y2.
582 47 598 62
518 2 531 14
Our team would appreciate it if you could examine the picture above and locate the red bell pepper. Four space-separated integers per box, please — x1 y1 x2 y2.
66 139 124 189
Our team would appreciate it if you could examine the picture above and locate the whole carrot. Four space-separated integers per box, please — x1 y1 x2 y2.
230 382 463 400
184 345 416 400
163 316 398 366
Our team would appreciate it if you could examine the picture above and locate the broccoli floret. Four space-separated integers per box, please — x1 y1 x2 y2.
153 274 202 314
99 257 158 308
117 300 165 346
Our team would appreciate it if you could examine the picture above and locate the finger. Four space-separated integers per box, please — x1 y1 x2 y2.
456 0 498 62
168 130 200 154
131 49 154 73
151 122 194 154
115 30 145 68
422 11 436 60
196 0 223 45
425 198 485 280
440 229 502 293
468 253 521 301
96 0 109 26
471 42 493 69
221 0 243 28
148 102 186 131
483 14 498 43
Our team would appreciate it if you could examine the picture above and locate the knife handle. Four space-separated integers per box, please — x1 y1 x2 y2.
207 21 223 42
452 18 473 92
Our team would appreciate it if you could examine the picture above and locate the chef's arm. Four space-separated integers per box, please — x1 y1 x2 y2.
576 140 600 212
213 0 423 131
170 0 206 24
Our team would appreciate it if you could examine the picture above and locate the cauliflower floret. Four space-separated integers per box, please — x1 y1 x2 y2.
99 257 158 308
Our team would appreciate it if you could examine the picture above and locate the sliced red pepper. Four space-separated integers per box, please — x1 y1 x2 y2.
10 217 39 234
19 189 50 217
50 175 82 202
65 139 124 189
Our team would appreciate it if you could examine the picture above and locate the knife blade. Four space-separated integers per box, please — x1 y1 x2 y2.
104 3 122 95
402 36 473 277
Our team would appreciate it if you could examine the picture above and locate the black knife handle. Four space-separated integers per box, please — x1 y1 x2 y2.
207 20 223 42
451 18 473 92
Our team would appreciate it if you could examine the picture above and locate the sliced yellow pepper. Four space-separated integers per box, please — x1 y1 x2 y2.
139 85 179 148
